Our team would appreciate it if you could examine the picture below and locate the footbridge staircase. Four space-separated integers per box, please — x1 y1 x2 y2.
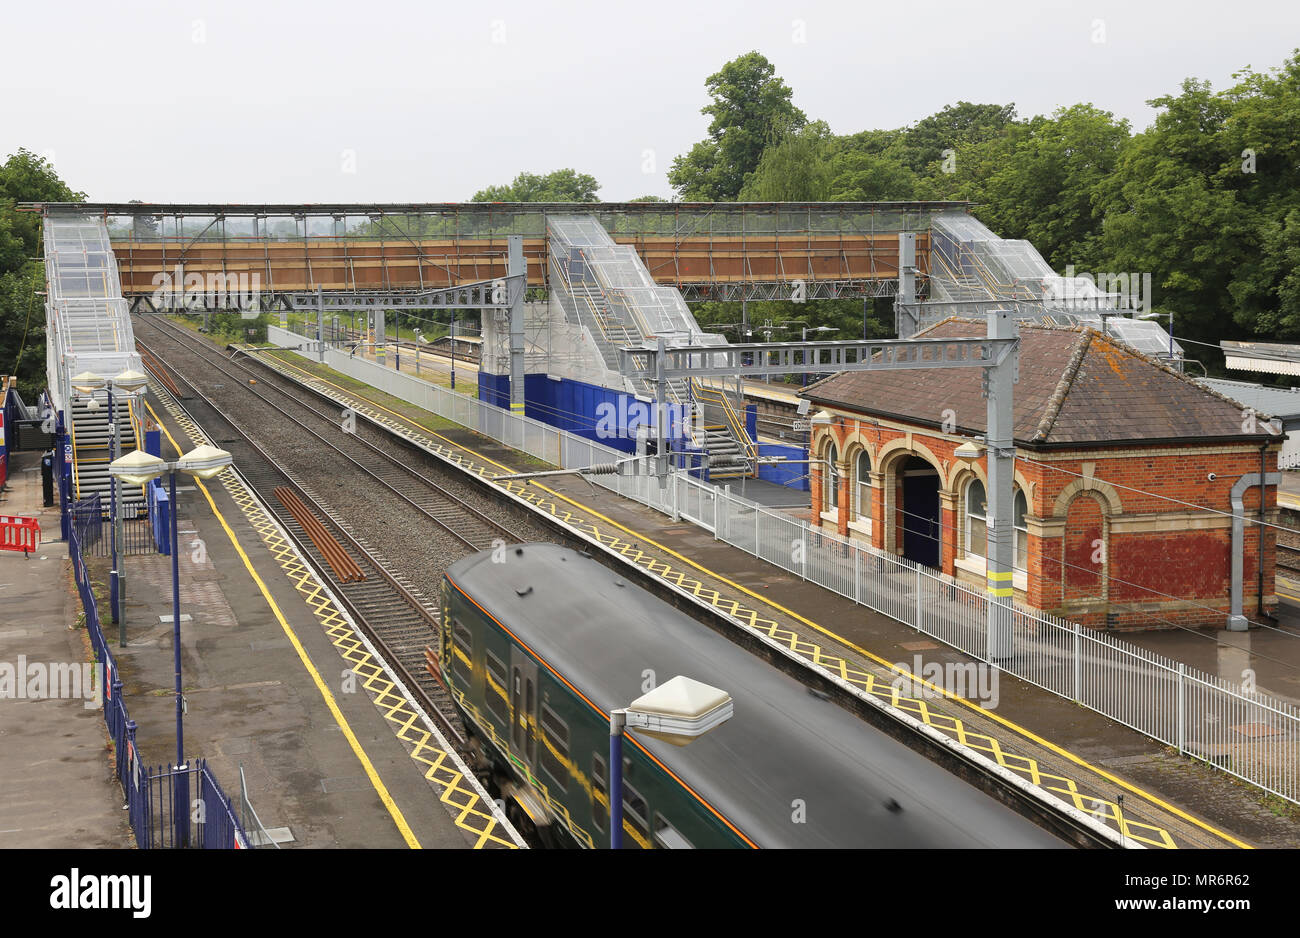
43 214 147 512
546 216 754 477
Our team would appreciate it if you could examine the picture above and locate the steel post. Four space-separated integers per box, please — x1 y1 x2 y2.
608 710 625 849
508 236 525 415
315 287 325 362
895 232 918 338
655 337 668 486
170 468 189 847
985 308 1018 661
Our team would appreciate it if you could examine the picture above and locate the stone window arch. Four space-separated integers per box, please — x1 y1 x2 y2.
854 449 872 521
822 439 840 515
963 477 1029 573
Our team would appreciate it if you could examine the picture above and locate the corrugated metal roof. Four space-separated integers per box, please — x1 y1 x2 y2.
1198 378 1300 418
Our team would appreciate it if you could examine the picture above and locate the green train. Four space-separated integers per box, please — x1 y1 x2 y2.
439 542 1063 849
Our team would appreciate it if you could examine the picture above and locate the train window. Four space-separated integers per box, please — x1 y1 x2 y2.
451 620 473 684
511 668 523 750
485 651 508 725
653 814 694 849
524 678 535 762
539 704 568 792
622 783 649 849
591 756 608 832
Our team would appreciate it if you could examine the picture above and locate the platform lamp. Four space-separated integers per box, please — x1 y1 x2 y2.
1136 309 1176 366
110 443 233 847
608 676 732 849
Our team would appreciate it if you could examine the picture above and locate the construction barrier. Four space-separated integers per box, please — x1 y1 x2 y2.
0 515 40 554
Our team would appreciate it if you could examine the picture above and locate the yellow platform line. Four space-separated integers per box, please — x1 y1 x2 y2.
251 348 1251 850
144 391 515 849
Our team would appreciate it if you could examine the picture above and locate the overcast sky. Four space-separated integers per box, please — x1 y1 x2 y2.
4 0 1297 204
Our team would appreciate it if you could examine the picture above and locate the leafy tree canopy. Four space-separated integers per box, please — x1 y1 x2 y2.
669 52 806 200
471 168 600 202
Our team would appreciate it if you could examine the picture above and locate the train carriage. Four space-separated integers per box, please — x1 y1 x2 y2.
441 542 1063 849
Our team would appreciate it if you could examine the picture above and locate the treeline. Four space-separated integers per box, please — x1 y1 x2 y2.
5 48 1297 394
661 50 1300 367
0 150 84 397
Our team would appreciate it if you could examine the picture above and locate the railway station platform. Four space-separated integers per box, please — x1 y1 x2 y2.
118 394 516 848
240 347 1300 848
0 451 132 847
528 472 1300 848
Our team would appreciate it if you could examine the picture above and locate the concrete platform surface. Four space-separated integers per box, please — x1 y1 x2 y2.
0 451 133 848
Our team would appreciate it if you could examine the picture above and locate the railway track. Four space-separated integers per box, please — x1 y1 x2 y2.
1279 542 1300 579
136 316 512 552
132 316 531 750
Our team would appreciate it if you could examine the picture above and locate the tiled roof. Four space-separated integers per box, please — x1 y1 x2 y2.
801 319 1272 446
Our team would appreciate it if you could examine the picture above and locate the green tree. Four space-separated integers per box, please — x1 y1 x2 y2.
1095 79 1251 360
896 101 1018 173
669 52 806 200
929 104 1130 270
471 168 600 202
1 149 85 396
739 121 835 201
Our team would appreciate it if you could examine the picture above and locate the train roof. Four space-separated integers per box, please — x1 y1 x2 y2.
446 543 1063 849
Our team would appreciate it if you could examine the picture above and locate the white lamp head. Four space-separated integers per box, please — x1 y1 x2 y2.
624 676 733 747
71 371 104 393
113 369 150 393
954 439 985 462
109 449 167 485
176 444 233 479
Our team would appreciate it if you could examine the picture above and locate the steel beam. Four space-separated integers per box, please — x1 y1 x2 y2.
619 336 1017 380
282 276 525 312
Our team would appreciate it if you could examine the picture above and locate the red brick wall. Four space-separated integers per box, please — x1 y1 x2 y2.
811 413 1278 631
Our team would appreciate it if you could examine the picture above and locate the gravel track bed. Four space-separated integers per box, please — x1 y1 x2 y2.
135 318 551 594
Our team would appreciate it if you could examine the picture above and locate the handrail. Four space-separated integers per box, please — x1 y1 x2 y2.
692 380 757 466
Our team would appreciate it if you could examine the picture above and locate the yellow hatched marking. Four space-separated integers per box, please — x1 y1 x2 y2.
246 349 1216 850
146 381 516 849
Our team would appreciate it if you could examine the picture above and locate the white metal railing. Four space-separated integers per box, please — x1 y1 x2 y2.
261 327 1300 806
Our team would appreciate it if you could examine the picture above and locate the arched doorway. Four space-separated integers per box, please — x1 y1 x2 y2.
899 454 940 567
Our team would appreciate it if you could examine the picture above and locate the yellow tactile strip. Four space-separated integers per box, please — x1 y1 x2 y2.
145 382 519 849
243 349 1222 849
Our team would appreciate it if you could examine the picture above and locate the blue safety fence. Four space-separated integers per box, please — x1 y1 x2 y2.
67 507 247 849
146 478 171 555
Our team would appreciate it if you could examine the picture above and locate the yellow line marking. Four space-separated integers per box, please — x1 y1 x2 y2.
252 348 1251 849
145 400 421 848
145 386 516 848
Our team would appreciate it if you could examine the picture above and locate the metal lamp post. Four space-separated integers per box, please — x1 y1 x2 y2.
1137 310 1176 366
110 443 233 847
608 676 732 849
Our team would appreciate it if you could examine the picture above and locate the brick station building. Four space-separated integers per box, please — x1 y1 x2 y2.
801 319 1281 630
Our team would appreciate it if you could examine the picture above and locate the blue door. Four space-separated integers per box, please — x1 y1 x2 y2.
901 462 940 568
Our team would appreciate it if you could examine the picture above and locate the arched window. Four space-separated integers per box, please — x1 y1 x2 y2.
824 442 839 514
965 479 986 560
855 451 872 520
1014 489 1028 573
966 479 1029 574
